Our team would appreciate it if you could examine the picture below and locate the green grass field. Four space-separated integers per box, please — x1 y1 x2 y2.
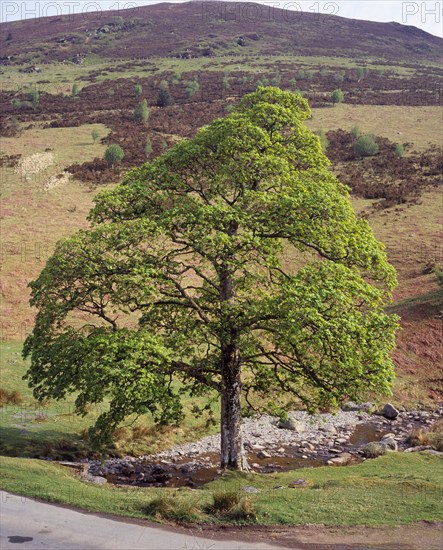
0 453 441 526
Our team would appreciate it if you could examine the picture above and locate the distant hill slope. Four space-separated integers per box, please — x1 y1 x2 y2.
2 1 442 64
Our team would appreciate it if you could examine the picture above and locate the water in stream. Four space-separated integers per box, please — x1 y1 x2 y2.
105 422 388 488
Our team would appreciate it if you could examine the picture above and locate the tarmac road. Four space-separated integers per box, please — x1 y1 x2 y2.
0 491 286 550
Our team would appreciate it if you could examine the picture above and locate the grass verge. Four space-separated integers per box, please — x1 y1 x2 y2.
0 453 441 526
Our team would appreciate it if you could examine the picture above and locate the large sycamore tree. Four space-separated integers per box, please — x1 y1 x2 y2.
24 88 398 470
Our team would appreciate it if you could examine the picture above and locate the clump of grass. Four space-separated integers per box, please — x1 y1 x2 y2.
406 428 431 447
35 437 91 461
362 442 387 458
0 388 23 405
210 491 241 514
207 491 257 522
143 494 202 523
132 424 151 439
111 423 170 454
429 422 443 451
406 420 443 451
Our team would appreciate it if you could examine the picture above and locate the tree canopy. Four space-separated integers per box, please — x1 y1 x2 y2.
134 99 150 123
24 87 398 470
104 144 124 166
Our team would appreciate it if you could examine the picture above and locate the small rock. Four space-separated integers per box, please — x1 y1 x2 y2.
82 475 107 485
381 433 396 441
382 439 398 451
242 486 260 493
327 453 353 466
288 478 308 488
380 403 399 419
404 445 432 453
300 441 315 451
257 450 272 459
342 401 374 412
279 417 306 432
423 449 443 456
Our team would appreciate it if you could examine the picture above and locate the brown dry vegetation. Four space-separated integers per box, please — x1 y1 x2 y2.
2 2 441 64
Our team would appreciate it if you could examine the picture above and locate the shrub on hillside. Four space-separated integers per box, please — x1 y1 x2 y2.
351 124 361 138
315 129 329 151
394 143 405 157
355 134 379 157
104 144 124 166
331 88 344 105
157 88 173 107
134 99 150 123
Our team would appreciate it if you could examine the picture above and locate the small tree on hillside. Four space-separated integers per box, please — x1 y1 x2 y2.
271 70 282 87
72 84 80 97
134 84 143 97
144 137 153 158
315 128 329 151
434 266 443 288
134 99 150 123
91 128 100 144
334 72 344 85
331 89 344 105
27 89 40 109
185 80 200 98
23 88 398 471
104 144 124 166
394 143 404 157
157 87 173 107
355 134 379 157
351 124 361 138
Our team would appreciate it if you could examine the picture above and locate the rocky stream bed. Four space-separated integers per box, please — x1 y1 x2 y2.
62 403 442 488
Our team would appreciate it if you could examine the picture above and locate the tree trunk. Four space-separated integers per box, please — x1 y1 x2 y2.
218 220 248 470
220 343 248 471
